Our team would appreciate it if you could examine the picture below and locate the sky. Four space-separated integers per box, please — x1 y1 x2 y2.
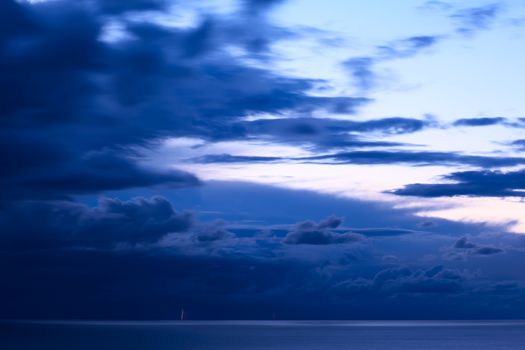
2 0 525 320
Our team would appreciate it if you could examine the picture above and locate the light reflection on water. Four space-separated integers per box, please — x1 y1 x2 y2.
2 320 525 349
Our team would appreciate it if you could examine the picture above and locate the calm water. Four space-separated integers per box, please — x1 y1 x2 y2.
2 320 525 349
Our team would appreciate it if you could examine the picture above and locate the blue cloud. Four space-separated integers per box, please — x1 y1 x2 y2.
378 35 442 59
343 34 442 91
0 0 369 204
343 57 376 92
220 116 430 150
283 216 364 245
451 4 502 35
453 117 506 127
192 149 525 169
0 181 522 319
0 196 193 249
392 169 525 198
446 237 504 260
509 139 525 150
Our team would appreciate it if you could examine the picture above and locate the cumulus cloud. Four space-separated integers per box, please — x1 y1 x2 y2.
190 221 235 243
284 216 364 245
0 196 193 249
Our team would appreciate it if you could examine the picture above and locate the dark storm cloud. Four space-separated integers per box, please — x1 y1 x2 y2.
453 117 506 127
20 151 199 198
451 4 502 35
392 169 525 198
3 245 523 320
0 196 193 249
0 0 368 203
283 216 364 245
0 182 523 320
0 248 309 319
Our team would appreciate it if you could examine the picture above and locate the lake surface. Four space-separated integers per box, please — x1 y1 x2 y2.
2 320 525 349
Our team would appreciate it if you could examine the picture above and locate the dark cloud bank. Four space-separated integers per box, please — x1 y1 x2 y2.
0 0 367 204
1 182 523 320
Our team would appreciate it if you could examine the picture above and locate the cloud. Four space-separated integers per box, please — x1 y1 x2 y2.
223 116 429 150
336 265 468 295
509 139 525 151
191 221 235 243
244 116 429 135
242 0 286 15
94 0 168 14
191 154 285 164
16 151 199 198
421 1 453 11
304 150 525 168
475 246 504 255
453 117 506 127
377 35 442 59
284 216 364 245
352 228 422 237
343 35 442 91
454 237 477 249
455 237 503 256
342 57 376 92
445 237 504 260
451 4 502 35
2 0 525 322
392 169 525 198
0 181 522 320
0 0 369 204
0 196 193 249
193 149 525 168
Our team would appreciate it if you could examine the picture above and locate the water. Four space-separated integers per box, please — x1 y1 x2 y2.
2 320 525 349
